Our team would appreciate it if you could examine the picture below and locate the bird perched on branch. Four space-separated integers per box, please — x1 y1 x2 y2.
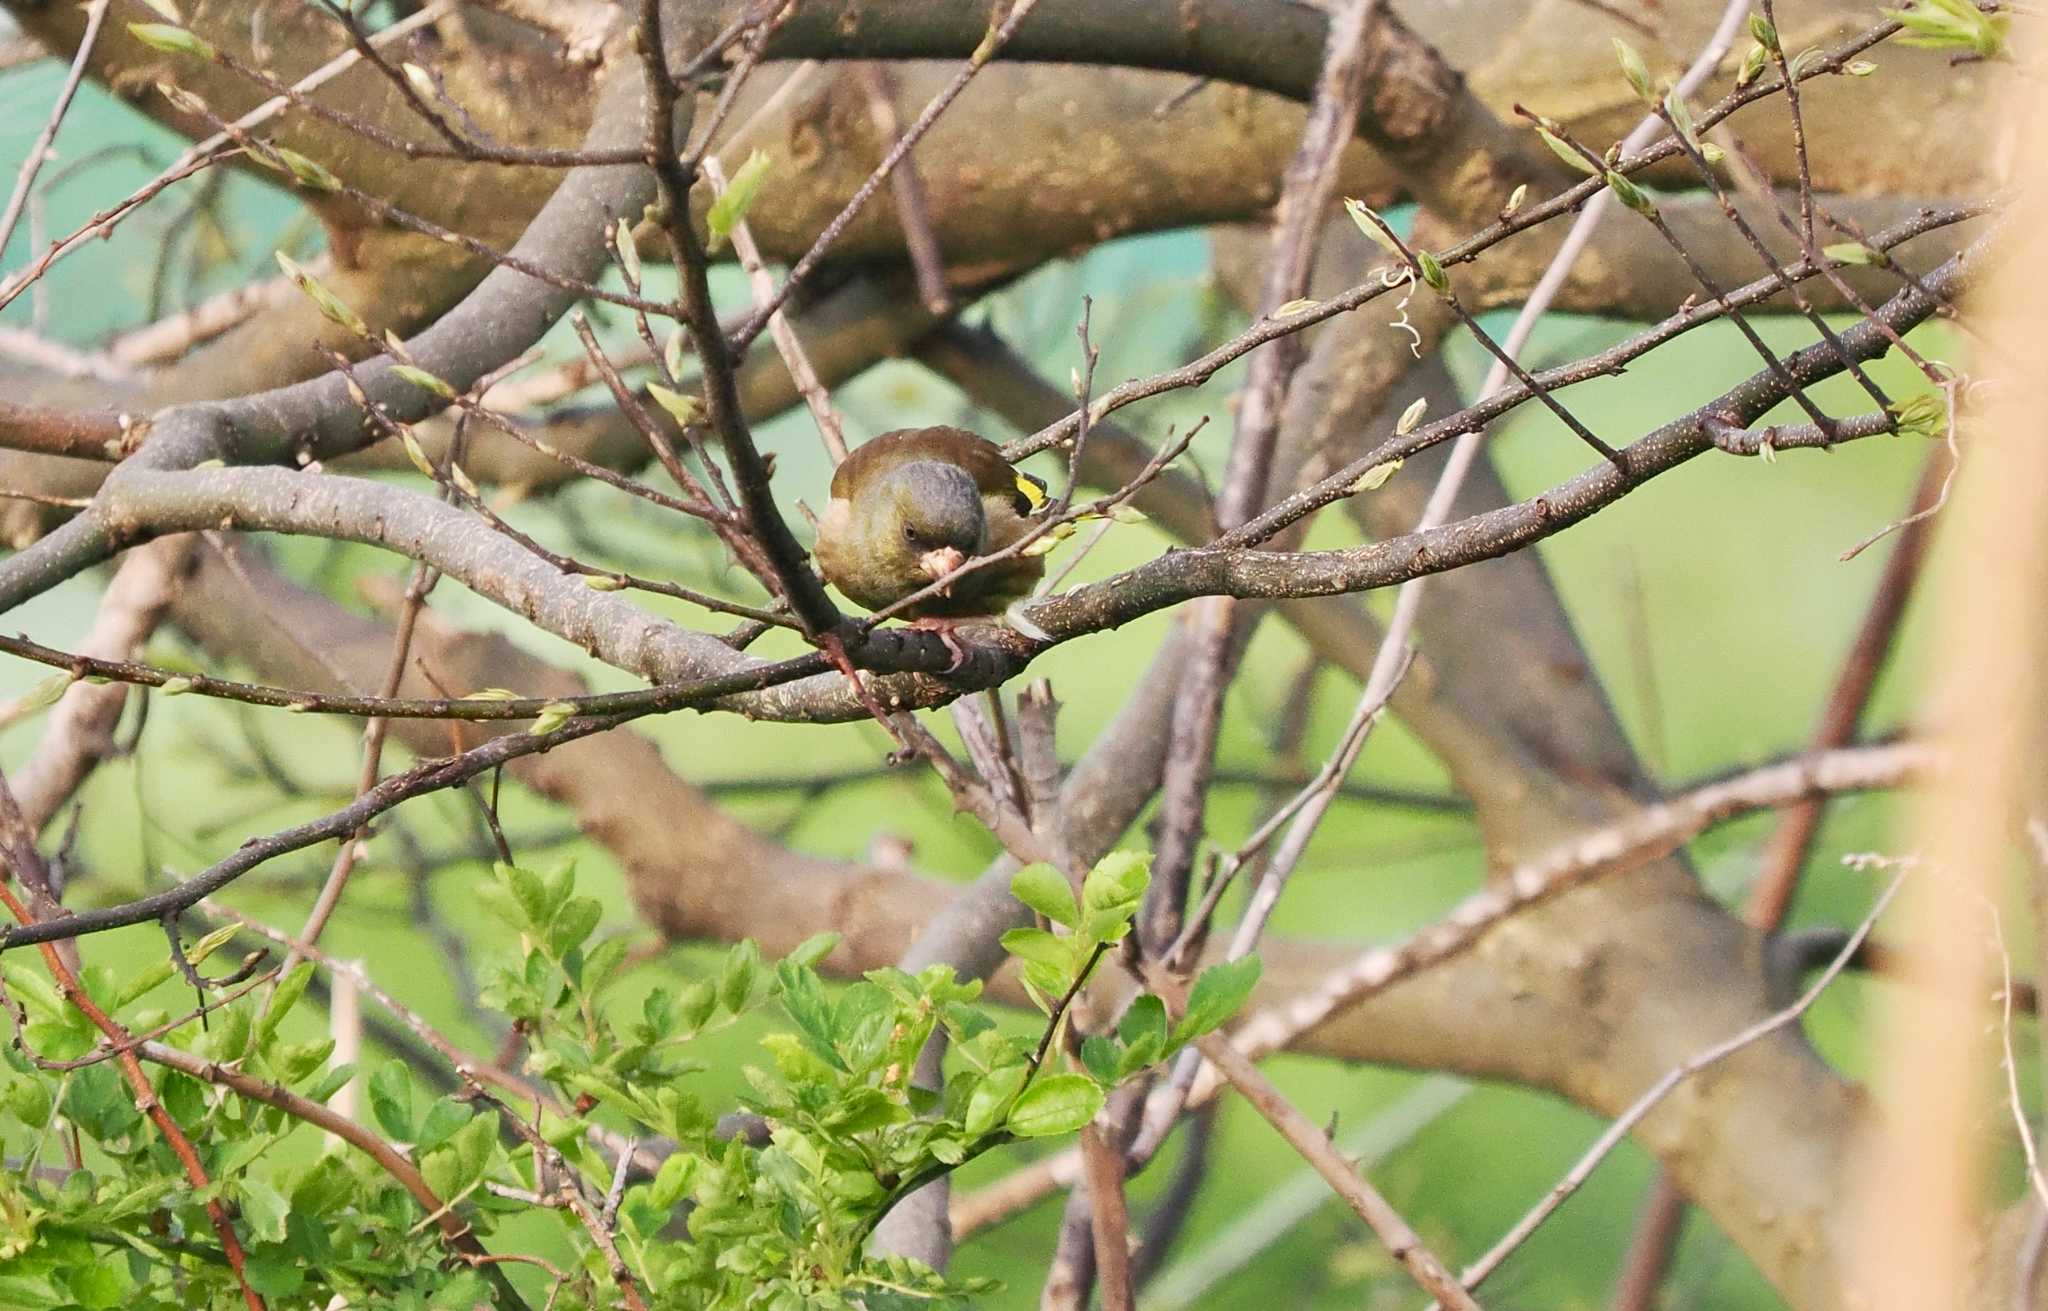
813 426 1050 643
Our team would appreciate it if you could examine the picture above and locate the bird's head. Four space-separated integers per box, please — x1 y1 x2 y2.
879 460 987 591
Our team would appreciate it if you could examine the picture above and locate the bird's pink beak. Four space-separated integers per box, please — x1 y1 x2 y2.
918 546 966 593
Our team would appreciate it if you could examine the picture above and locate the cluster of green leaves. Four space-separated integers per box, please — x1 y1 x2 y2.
0 851 1261 1309
1004 856 1260 1091
0 932 472 1309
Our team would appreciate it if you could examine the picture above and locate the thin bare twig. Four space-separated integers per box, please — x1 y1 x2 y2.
730 0 1047 351
1184 1016 1482 1311
0 1 457 311
1440 872 1906 1304
1148 0 1387 955
703 152 849 463
0 0 108 260
855 62 952 315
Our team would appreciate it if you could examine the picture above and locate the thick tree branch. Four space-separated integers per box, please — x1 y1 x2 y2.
0 60 663 612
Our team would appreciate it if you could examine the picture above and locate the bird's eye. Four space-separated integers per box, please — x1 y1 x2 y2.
902 524 919 544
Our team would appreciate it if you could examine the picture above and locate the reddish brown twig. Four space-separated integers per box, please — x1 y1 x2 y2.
0 769 267 1311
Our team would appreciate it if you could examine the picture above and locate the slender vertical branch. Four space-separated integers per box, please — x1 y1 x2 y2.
636 0 840 636
730 0 1048 351
855 62 953 315
1187 1023 1483 1311
0 0 107 259
1146 0 1386 954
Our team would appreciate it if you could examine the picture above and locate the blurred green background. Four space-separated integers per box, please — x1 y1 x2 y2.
0 36 1997 1311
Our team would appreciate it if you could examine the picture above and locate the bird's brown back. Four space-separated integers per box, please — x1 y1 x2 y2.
831 426 1019 503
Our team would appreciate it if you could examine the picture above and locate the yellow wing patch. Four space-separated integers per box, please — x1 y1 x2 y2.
1014 471 1050 513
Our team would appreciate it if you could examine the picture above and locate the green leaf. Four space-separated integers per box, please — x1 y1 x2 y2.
416 1099 472 1152
1010 863 1079 929
264 144 342 192
1116 993 1168 1077
1888 392 1946 441
613 216 642 286
706 149 773 249
646 382 700 428
1171 955 1263 1046
208 991 252 1065
367 1060 416 1141
1605 170 1656 216
16 673 70 714
720 939 761 1014
583 934 630 994
785 932 841 969
534 861 576 907
545 895 603 959
827 1085 908 1135
306 1061 356 1106
448 1109 499 1193
1076 1035 1119 1085
1663 88 1700 151
2 963 65 1021
1346 459 1403 496
648 1151 698 1209
242 1245 303 1294
831 981 896 1072
1395 395 1428 436
391 363 456 400
429 1271 493 1310
1535 124 1597 175
183 923 238 967
1736 44 1769 87
529 700 576 736
497 862 550 932
775 959 845 1071
276 252 367 337
1006 1074 1104 1138
1080 852 1149 943
965 1063 1028 1138
64 1259 124 1310
2 1077 52 1129
1824 241 1880 266
128 22 215 59
273 1036 333 1087
998 926 1075 991
1342 197 1402 253
238 1179 290 1243
1612 37 1652 99
255 963 314 1048
1414 248 1447 292
110 958 176 1011
676 978 718 1033
1885 0 2006 57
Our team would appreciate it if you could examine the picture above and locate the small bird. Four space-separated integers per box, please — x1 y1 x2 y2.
812 425 1049 637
